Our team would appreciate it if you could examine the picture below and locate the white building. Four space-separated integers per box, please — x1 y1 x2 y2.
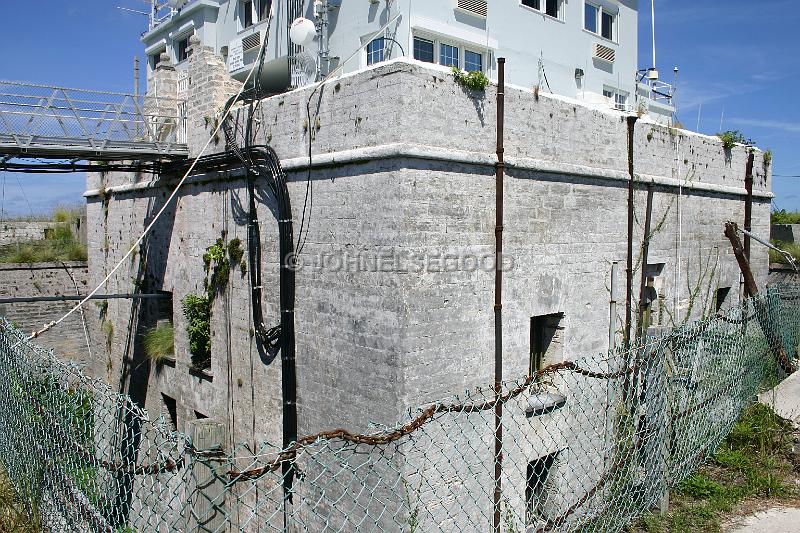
142 0 675 121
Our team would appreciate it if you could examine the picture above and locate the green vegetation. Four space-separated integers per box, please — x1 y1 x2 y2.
181 236 246 371
717 130 755 151
182 294 211 370
630 403 799 533
451 66 490 91
771 209 800 225
764 149 773 168
0 206 86 263
768 241 800 265
0 466 39 533
142 324 175 364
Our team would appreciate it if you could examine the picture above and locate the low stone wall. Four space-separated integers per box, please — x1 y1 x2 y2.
0 262 101 375
0 222 51 246
771 224 800 243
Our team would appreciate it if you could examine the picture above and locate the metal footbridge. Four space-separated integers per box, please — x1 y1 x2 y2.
0 81 188 161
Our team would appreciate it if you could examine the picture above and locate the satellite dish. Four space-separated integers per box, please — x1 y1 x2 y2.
292 51 319 87
290 18 317 47
168 0 187 9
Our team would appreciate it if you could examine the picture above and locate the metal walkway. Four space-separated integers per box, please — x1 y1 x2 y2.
0 81 188 161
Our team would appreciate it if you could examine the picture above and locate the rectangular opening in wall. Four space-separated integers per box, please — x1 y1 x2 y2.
530 313 565 375
716 287 732 313
161 393 178 432
526 451 560 525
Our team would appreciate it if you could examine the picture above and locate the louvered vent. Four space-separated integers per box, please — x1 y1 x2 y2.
242 32 261 52
593 43 616 63
457 0 488 17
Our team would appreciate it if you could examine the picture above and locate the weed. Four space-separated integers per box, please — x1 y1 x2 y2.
764 149 773 169
182 294 211 371
102 320 114 353
143 324 174 364
717 130 755 151
451 66 489 91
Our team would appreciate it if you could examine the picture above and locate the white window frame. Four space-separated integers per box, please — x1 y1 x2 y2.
365 37 386 66
584 2 618 43
411 31 487 74
603 86 629 111
519 0 565 21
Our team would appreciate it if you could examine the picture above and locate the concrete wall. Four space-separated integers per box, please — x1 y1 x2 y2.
85 58 771 529
0 262 101 375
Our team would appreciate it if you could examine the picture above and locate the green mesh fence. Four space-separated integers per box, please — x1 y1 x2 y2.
1 283 799 532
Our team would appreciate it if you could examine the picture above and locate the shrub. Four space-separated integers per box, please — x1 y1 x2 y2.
143 324 175 364
182 294 211 370
451 66 489 91
771 209 800 225
717 130 754 151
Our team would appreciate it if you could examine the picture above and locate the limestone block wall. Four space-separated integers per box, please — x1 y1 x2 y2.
0 221 52 245
0 262 101 375
83 58 772 515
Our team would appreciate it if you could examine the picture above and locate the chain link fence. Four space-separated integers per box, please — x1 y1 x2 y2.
1 283 799 532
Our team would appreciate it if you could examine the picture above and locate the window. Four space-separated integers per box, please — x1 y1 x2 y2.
584 3 598 32
603 88 628 111
413 34 486 73
258 0 272 21
716 287 732 312
526 452 560 524
440 43 459 68
150 51 165 70
465 50 483 72
521 0 561 19
176 37 190 62
530 313 564 375
585 2 616 41
366 38 385 66
241 0 254 29
161 394 178 432
413 37 434 63
601 11 614 40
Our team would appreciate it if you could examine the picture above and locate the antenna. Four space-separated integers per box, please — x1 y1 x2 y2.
116 0 172 31
651 0 657 70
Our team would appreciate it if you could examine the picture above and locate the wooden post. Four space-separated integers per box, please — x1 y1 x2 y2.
724 222 795 374
188 418 227 532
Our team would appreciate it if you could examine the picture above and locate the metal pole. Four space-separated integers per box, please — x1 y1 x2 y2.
744 153 754 261
624 116 638 348
636 182 655 341
493 57 506 533
134 56 140 99
609 261 619 352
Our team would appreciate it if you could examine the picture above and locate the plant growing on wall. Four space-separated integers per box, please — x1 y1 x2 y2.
451 66 489 92
717 130 754 151
182 294 211 370
143 323 174 364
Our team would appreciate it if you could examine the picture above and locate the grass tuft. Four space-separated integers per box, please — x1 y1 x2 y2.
630 403 798 533
143 324 175 364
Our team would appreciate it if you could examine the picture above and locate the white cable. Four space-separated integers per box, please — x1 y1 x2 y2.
21 26 271 344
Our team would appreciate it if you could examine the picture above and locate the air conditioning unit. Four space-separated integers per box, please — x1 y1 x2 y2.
456 0 488 18
593 43 616 63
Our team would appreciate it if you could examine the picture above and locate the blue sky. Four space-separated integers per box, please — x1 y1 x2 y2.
1 0 799 216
